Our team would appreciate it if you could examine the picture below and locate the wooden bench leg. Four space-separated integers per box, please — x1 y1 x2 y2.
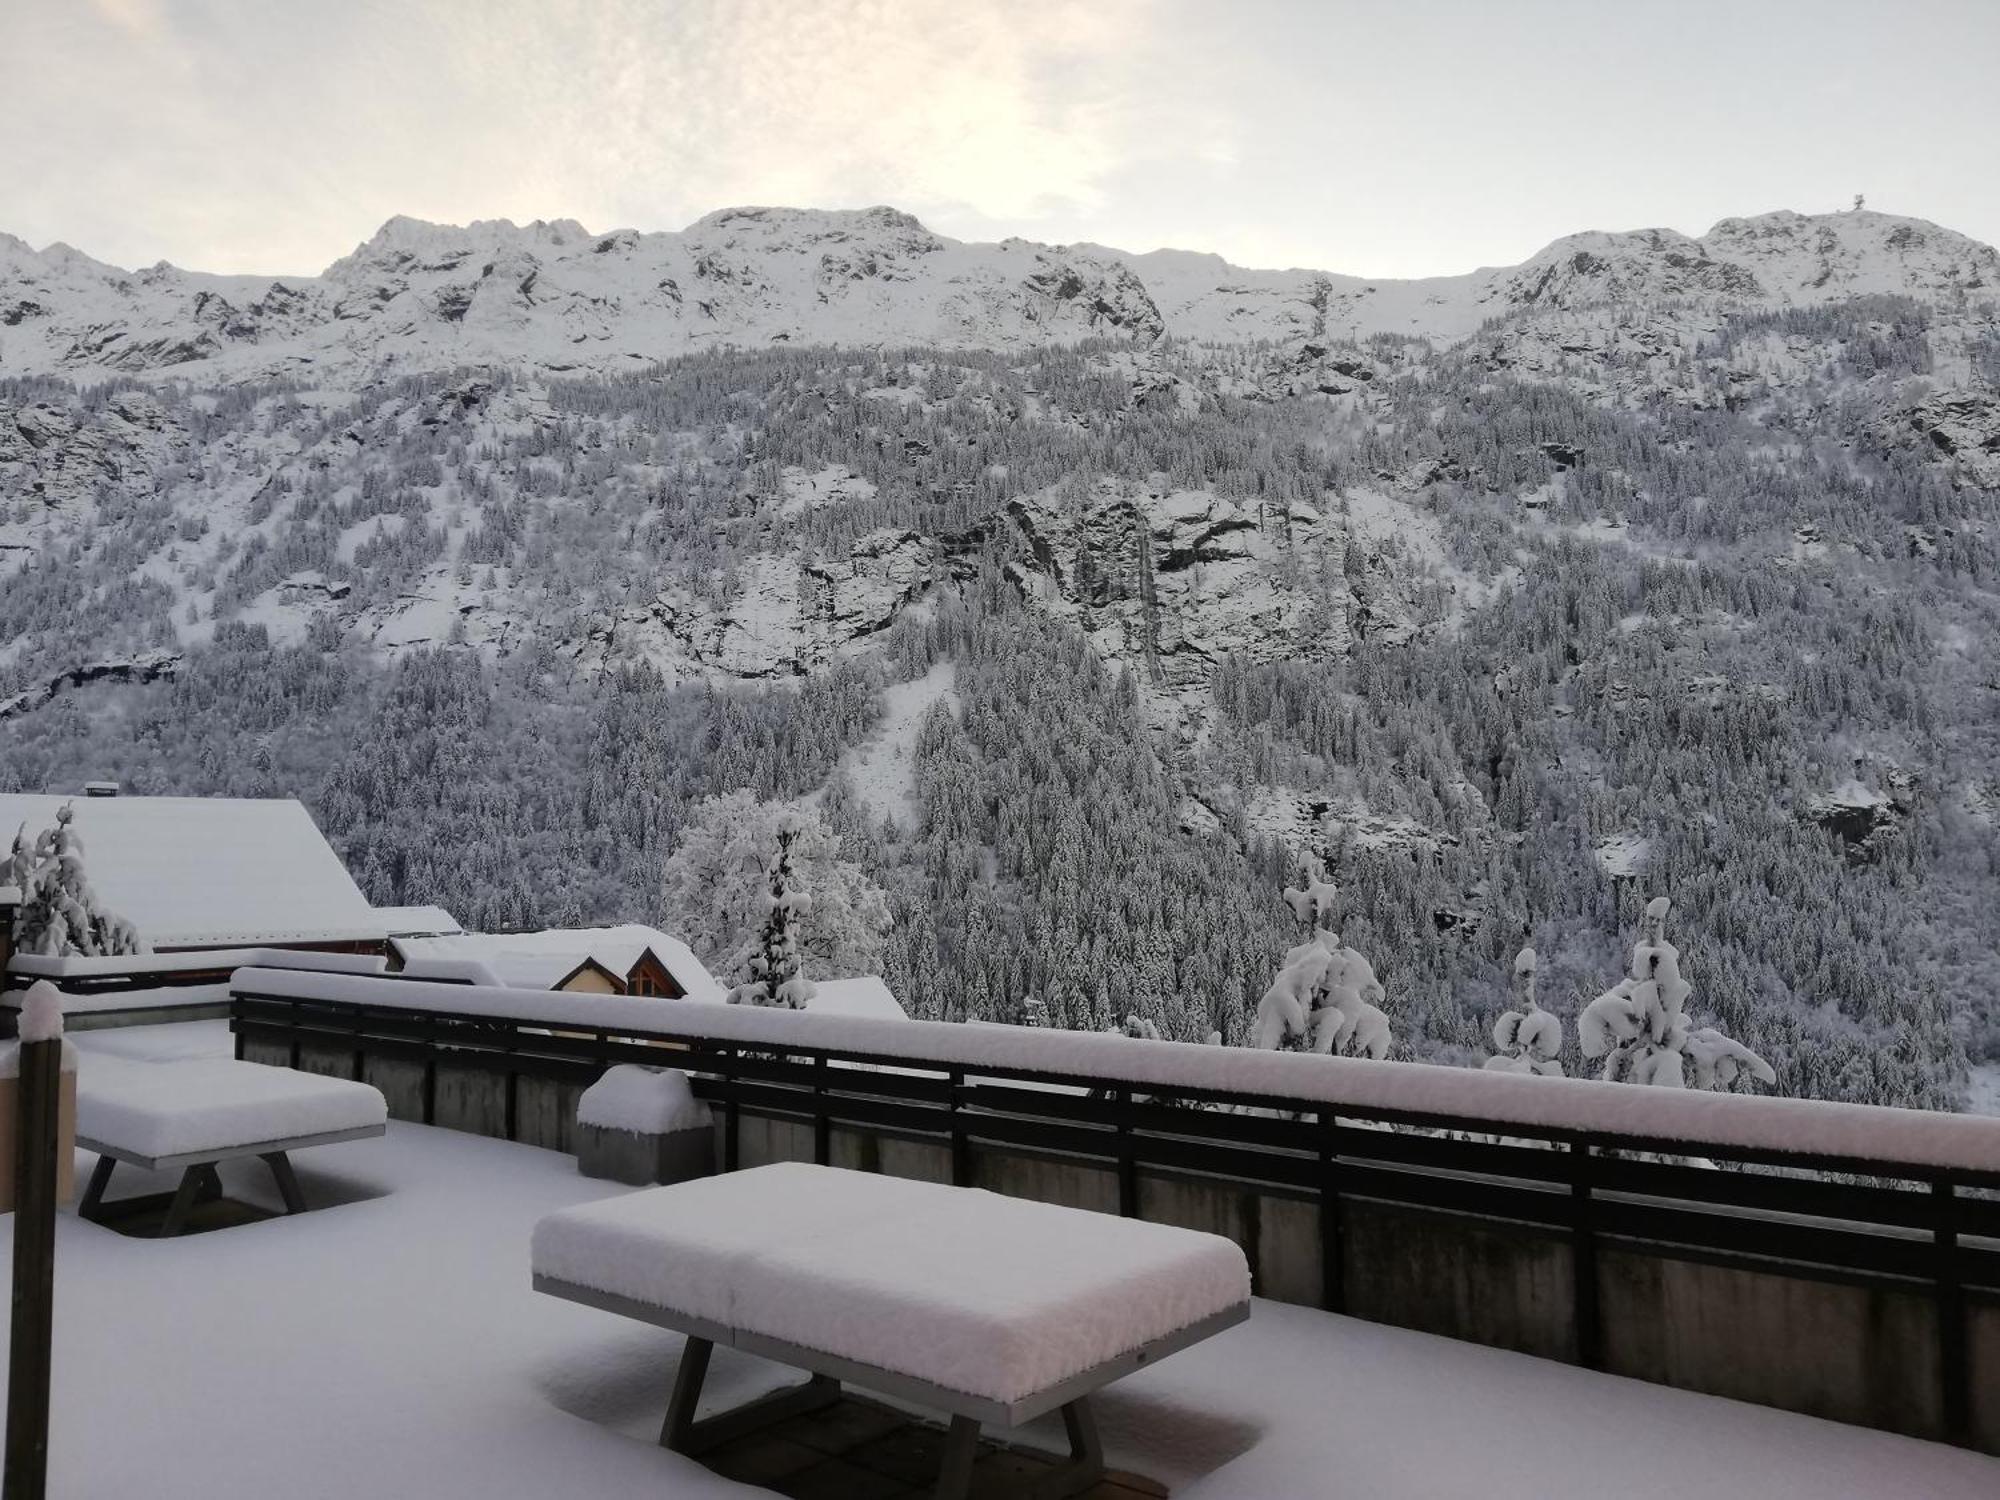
158 1167 207 1238
935 1414 980 1500
1030 1397 1106 1499
260 1151 308 1215
659 1336 713 1452
662 1349 842 1458
78 1156 116 1222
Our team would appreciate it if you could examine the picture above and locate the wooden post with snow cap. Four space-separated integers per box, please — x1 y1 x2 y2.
5 981 64 1500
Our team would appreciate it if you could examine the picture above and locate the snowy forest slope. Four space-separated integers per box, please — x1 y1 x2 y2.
4 203 2000 1113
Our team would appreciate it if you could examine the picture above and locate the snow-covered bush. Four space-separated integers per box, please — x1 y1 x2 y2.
727 813 818 1009
661 791 890 984
1251 863 1392 1059
5 805 146 959
1484 946 1563 1076
1579 897 1775 1091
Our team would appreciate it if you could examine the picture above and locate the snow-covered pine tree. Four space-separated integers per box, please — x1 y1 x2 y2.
9 805 146 959
727 813 817 1009
1484 945 1564 1076
1578 896 1775 1091
1251 859 1392 1059
662 791 889 983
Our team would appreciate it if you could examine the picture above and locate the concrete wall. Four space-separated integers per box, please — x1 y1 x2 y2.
1599 1250 1944 1439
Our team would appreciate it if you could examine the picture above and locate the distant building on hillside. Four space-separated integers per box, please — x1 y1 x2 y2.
0 792 387 969
390 924 723 1001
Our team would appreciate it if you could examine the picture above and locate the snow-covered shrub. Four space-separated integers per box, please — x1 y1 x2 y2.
1579 897 1775 1091
5 805 146 959
662 791 890 984
1484 946 1563 1076
727 813 817 1008
1251 863 1392 1059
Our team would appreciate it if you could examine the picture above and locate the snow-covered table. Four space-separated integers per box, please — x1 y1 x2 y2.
77 1057 387 1237
533 1162 1251 1499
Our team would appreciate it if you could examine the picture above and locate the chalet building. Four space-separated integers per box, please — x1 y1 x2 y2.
1 791 388 970
389 924 723 1001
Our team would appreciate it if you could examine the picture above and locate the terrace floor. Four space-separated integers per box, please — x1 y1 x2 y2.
12 1021 2000 1500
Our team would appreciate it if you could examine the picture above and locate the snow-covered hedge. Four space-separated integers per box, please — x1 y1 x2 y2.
229 967 2000 1175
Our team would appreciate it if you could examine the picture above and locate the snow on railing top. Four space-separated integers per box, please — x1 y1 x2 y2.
230 967 2000 1177
7 948 386 983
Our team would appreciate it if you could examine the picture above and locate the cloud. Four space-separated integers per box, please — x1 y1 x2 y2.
5 0 1211 272
430 0 1179 227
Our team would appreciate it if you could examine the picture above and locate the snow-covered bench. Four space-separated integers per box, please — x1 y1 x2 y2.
77 1057 387 1237
532 1162 1251 1499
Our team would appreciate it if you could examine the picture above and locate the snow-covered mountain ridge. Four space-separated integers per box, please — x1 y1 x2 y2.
3 205 1995 380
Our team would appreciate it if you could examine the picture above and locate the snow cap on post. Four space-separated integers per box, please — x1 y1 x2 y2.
18 980 64 1044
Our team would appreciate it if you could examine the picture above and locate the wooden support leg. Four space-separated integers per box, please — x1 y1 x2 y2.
659 1337 713 1452
158 1167 206 1238
261 1151 308 1215
934 1414 981 1500
78 1156 116 1222
1030 1398 1106 1499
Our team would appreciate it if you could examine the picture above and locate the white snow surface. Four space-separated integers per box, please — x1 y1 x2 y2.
371 904 465 938
76 1053 386 1158
839 660 959 829
5 946 384 982
17 980 63 1042
238 967 2000 1172
533 1162 1251 1405
17 1019 1997 1500
804 976 907 1021
575 1066 711 1136
0 794 382 947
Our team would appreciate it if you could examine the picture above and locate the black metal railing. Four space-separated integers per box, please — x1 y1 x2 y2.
228 980 1999 1443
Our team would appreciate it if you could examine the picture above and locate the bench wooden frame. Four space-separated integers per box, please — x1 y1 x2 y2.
78 1124 385 1237
535 1272 1247 1500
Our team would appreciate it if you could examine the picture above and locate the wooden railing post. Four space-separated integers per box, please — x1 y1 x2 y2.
6 985 64 1500
1570 1139 1601 1370
722 1047 740 1173
812 1054 830 1167
1934 1179 1968 1443
1318 1110 1344 1314
1115 1089 1138 1218
948 1068 970 1187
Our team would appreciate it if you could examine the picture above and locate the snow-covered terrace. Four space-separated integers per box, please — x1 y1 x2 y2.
31 1020 2000 1499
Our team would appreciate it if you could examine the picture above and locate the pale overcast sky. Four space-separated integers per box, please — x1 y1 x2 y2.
6 0 1997 278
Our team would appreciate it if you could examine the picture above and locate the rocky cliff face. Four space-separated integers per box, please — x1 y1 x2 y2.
1003 481 1389 730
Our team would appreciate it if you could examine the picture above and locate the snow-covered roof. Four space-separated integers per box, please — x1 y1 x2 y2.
392 924 722 1001
807 976 907 1022
0 794 383 948
371 905 464 938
